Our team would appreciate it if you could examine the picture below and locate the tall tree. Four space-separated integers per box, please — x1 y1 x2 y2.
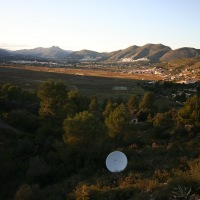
127 95 139 114
139 92 155 112
102 100 118 118
88 97 99 115
153 111 175 129
63 111 98 145
63 111 103 169
68 90 89 112
105 103 130 139
1 83 22 100
178 95 200 125
37 79 76 119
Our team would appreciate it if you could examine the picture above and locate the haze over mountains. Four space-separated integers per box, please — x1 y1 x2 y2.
1 43 200 62
14 46 72 59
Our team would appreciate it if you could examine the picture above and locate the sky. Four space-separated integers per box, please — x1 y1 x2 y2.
0 0 200 52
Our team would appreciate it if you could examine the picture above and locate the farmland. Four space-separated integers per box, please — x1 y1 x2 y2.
0 65 162 100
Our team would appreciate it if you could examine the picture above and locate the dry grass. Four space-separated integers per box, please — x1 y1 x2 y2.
0 65 161 100
0 65 162 81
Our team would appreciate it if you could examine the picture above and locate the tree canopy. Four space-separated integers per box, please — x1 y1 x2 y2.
105 103 131 139
178 95 200 125
127 95 139 114
63 111 98 145
139 92 155 112
37 79 76 119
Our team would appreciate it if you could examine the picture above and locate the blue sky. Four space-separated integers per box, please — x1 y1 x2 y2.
0 0 200 52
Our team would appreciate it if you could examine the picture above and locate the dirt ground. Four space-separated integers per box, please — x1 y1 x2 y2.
0 65 161 100
0 65 163 81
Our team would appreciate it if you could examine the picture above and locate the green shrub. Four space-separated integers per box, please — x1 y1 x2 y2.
188 157 200 182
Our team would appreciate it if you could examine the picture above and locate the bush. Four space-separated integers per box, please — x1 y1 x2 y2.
26 156 51 185
188 157 200 182
168 176 198 192
15 138 35 156
15 184 33 200
131 192 150 200
9 109 39 132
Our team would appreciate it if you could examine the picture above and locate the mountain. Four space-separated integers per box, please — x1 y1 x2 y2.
105 45 139 61
160 47 200 61
1 44 200 62
14 46 72 59
105 44 171 62
0 49 12 58
66 49 106 61
0 49 27 60
133 43 172 62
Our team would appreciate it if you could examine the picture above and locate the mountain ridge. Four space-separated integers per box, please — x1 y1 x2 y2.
66 49 106 61
13 46 72 59
1 44 200 62
160 47 200 61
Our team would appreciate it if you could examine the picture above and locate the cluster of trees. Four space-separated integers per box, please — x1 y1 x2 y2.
0 79 200 200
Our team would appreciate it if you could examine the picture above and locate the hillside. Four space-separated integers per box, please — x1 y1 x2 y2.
0 79 200 200
105 44 171 62
0 49 10 56
66 49 106 61
0 49 13 59
105 45 139 61
138 43 171 62
14 46 72 59
0 49 41 61
160 47 200 61
159 55 200 68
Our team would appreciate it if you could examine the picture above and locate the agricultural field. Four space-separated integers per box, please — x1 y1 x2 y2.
0 65 161 100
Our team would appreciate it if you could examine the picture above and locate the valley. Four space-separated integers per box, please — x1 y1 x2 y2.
0 44 200 200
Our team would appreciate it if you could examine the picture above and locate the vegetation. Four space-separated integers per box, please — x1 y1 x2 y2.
0 79 200 200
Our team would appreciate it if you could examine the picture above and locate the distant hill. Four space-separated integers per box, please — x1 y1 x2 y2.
134 43 171 62
66 49 106 61
0 49 29 60
105 44 171 62
14 46 72 59
105 45 139 61
1 44 200 62
0 49 12 58
160 47 200 61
